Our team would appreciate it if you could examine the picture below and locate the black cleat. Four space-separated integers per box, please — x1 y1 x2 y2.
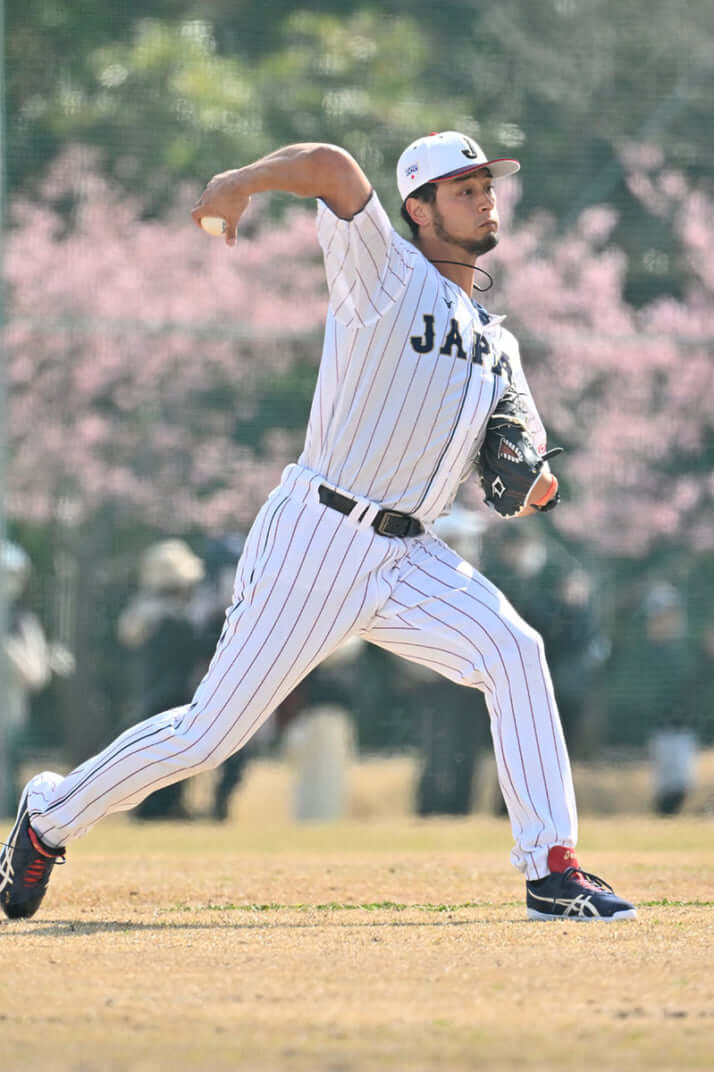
0 786 65 919
526 846 636 922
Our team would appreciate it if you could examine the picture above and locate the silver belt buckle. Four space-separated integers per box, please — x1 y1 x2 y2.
375 512 394 536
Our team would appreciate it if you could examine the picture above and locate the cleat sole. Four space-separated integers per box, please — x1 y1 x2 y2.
527 907 638 922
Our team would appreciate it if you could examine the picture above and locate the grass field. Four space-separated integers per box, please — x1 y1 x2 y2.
1 757 713 1071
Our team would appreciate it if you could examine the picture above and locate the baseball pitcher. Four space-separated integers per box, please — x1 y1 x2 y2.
1 131 636 922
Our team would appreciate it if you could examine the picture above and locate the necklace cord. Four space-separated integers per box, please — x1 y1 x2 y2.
428 259 493 292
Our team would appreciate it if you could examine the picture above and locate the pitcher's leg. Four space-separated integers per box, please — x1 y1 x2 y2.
362 537 577 880
29 499 386 849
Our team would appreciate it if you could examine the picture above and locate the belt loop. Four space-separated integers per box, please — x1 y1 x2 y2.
349 500 380 529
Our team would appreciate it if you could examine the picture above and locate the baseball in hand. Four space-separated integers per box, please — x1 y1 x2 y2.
200 216 227 237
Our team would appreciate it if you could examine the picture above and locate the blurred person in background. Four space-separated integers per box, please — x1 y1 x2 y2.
117 539 206 820
641 583 697 815
607 580 696 815
691 616 714 812
1 542 74 817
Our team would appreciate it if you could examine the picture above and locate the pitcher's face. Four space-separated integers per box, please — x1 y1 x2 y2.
430 170 500 256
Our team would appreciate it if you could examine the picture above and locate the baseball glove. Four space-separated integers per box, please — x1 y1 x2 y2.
475 386 563 518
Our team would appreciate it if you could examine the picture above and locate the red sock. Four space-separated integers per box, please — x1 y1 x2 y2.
547 846 580 874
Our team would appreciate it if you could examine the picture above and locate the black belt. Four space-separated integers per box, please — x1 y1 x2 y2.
318 485 424 538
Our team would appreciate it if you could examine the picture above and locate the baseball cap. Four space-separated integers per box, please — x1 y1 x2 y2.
397 131 520 203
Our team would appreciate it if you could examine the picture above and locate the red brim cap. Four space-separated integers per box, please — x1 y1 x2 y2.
432 157 520 183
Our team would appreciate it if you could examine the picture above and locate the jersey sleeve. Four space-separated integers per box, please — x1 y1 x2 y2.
315 190 412 326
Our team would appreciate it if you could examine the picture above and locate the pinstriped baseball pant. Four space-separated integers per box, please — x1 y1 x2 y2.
28 466 577 880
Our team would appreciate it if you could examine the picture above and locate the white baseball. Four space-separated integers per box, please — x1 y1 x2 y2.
200 216 227 237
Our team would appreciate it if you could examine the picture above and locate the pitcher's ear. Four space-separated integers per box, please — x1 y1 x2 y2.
405 196 430 227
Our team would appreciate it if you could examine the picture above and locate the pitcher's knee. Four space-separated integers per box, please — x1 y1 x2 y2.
171 709 245 775
486 613 549 677
457 616 546 688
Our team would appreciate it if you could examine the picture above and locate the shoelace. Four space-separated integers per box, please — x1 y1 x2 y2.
560 866 614 894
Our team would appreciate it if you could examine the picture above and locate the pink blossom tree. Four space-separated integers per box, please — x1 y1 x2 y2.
5 148 327 535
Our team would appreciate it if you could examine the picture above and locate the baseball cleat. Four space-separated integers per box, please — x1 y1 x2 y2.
526 846 636 922
0 784 65 919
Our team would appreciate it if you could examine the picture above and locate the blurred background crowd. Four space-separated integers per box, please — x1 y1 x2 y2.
1 1 712 820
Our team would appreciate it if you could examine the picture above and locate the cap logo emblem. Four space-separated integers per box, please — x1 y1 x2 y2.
461 136 480 160
405 163 419 179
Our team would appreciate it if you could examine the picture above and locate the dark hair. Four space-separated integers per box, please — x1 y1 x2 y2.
400 181 437 239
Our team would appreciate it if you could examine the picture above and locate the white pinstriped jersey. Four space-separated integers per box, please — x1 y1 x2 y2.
299 190 547 524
